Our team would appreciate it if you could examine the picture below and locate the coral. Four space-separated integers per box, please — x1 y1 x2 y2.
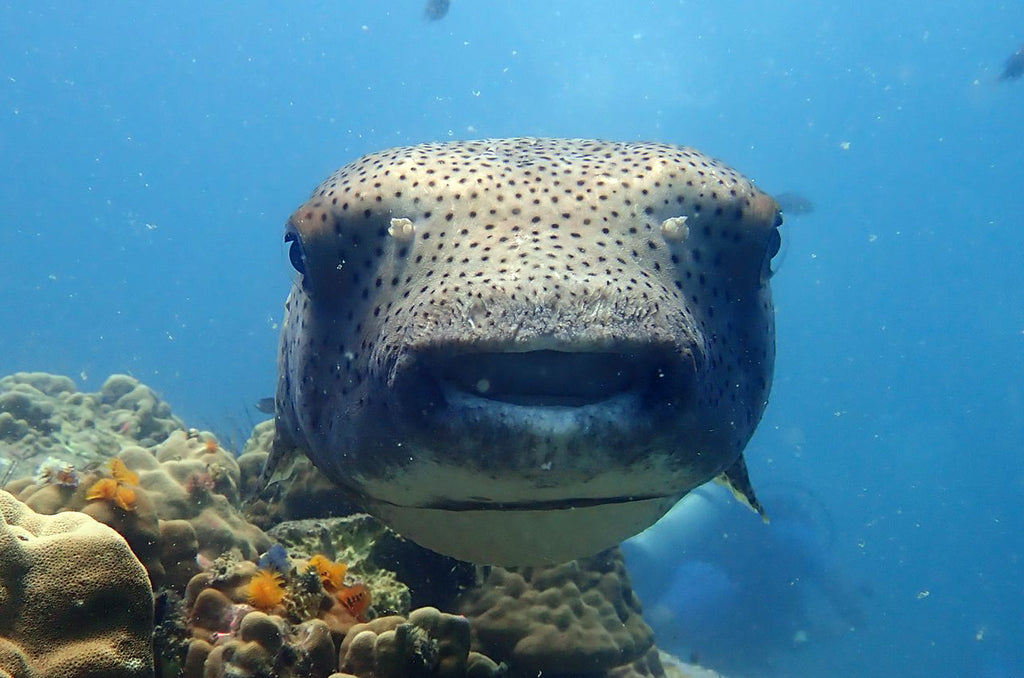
309 553 348 589
2 372 697 678
248 569 288 611
301 553 373 622
84 458 140 511
607 647 669 678
238 419 360 529
179 555 384 677
5 429 271 589
6 457 168 588
199 612 336 678
336 607 502 678
268 515 413 617
182 554 365 651
656 652 732 678
0 372 184 484
0 490 153 677
457 547 654 676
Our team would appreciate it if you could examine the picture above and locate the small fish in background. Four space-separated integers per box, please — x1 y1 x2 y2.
774 191 815 217
424 0 450 21
998 44 1024 82
255 397 275 414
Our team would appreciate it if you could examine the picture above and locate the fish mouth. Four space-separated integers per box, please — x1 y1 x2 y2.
434 349 666 407
395 344 694 426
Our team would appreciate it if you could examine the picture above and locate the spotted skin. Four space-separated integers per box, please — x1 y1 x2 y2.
274 138 781 565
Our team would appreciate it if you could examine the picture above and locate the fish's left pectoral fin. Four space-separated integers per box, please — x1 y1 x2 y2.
257 432 305 495
715 454 768 523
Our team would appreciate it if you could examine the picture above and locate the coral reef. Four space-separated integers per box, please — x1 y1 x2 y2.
0 372 731 678
5 429 271 589
192 611 336 678
183 554 371 642
0 490 153 677
268 515 416 617
175 556 450 678
335 607 501 678
607 648 669 678
238 419 360 528
0 372 184 484
457 547 654 676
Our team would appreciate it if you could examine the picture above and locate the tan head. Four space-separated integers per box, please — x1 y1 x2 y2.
274 138 781 564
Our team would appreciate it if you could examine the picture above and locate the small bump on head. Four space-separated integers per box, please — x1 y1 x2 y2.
388 217 416 243
660 216 689 242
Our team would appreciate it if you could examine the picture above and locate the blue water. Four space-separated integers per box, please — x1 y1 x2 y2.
2 2 1022 676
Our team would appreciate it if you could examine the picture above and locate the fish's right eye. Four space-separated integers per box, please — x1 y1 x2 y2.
285 232 306 275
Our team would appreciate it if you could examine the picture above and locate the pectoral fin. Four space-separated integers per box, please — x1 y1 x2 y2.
715 454 767 522
258 431 305 493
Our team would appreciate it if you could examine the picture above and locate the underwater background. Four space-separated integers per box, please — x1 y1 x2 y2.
1 1 1022 677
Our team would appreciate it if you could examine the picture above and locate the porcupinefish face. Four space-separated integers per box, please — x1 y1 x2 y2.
274 138 781 565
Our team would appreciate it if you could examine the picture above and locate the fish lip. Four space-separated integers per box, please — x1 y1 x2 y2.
393 343 695 420
380 493 673 512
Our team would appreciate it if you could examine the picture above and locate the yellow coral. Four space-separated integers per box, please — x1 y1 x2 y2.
85 477 137 511
307 554 347 590
84 458 140 511
108 458 139 486
247 569 287 610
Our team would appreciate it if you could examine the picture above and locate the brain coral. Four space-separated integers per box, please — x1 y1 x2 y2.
0 490 153 678
457 547 653 675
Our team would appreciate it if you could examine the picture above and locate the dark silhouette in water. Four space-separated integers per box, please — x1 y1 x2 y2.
424 0 450 21
998 45 1024 82
623 483 869 675
774 191 815 216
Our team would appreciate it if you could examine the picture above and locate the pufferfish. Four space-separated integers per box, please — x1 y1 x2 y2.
268 138 782 566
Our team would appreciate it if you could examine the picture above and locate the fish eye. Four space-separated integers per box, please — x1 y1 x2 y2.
763 218 784 279
285 231 306 275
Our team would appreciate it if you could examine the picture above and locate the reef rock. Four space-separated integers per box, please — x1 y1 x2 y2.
199 612 336 678
458 547 653 676
0 372 184 484
238 419 360 528
6 430 270 590
268 514 414 617
0 490 153 678
336 607 501 678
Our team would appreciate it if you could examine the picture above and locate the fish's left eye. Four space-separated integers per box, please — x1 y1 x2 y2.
285 231 306 276
762 220 784 279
